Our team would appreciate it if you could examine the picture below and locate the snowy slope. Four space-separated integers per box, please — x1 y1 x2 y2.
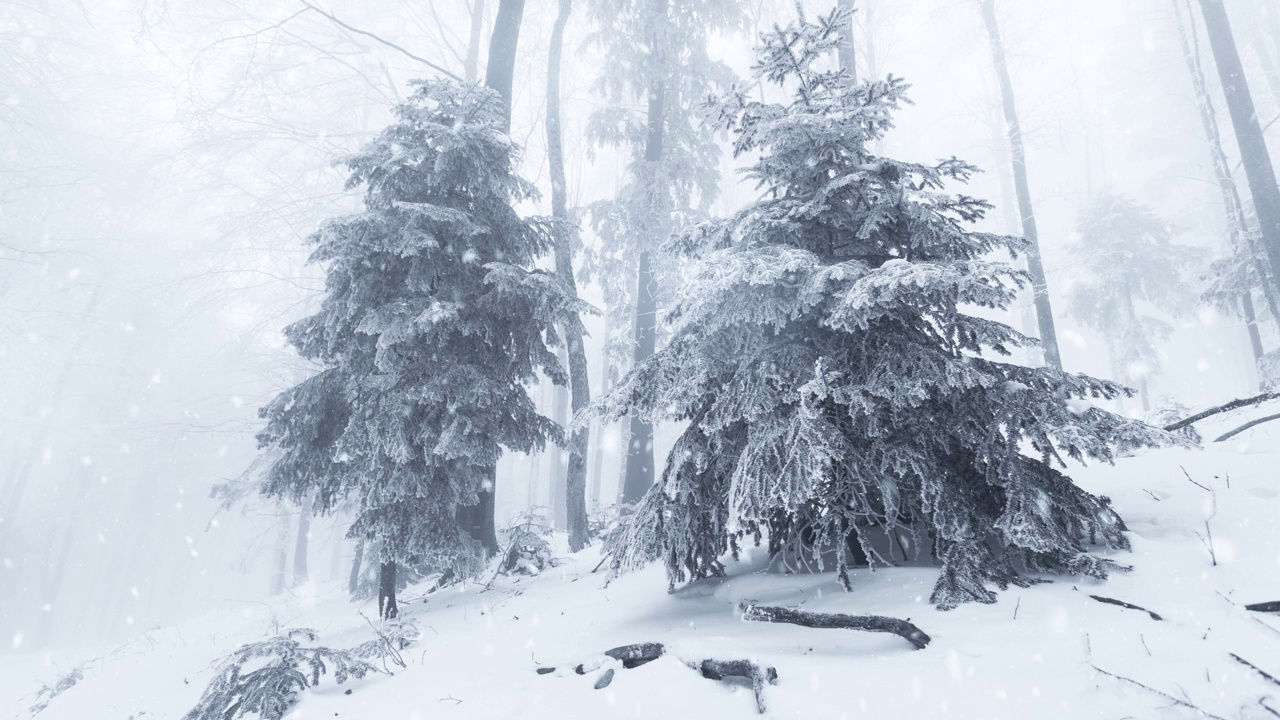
5 433 1280 720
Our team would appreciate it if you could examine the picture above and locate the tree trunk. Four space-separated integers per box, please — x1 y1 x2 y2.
978 0 1062 369
546 0 591 551
378 560 398 620
459 0 528 556
291 494 314 586
620 14 667 505
465 0 487 83
836 0 856 83
1198 0 1280 302
1173 0 1267 371
550 346 569 529
348 538 365 595
484 0 525 132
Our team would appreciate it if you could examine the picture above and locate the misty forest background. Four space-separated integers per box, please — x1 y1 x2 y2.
1 0 1279 655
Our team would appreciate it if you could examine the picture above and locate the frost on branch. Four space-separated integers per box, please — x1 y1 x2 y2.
597 8 1178 610
182 629 378 720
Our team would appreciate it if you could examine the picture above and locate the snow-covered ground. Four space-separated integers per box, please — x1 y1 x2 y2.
4 420 1279 720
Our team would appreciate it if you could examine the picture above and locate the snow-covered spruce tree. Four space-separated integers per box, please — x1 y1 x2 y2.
257 79 574 616
1066 193 1202 412
597 9 1176 610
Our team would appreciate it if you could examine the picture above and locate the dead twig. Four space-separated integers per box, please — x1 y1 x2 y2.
1231 653 1280 689
1089 595 1163 621
1091 665 1228 720
1181 466 1212 492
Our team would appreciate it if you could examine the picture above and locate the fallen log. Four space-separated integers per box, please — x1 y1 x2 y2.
1089 595 1163 621
738 603 931 649
1215 412 1280 442
695 659 778 714
1247 601 1280 613
549 643 666 675
1164 392 1280 432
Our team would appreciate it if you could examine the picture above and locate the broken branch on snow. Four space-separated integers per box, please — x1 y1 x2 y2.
1089 595 1163 621
738 602 931 649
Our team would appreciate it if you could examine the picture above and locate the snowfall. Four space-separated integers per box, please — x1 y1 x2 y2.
3 413 1278 720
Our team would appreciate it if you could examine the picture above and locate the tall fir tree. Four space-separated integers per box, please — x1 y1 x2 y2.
257 79 575 618
582 0 740 505
1066 194 1202 412
598 9 1174 610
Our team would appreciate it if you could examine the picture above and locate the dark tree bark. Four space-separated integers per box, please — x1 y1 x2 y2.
465 0 487 83
978 0 1062 369
547 0 591 551
836 0 856 83
484 0 525 132
621 2 667 505
1198 0 1280 302
1173 0 1267 370
458 0 527 557
739 602 932 649
458 466 499 556
348 538 365 595
378 560 399 620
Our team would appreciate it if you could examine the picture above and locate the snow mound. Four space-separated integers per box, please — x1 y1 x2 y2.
6 443 1280 720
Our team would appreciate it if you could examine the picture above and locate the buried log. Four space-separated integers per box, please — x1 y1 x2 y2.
1247 601 1280 613
538 643 780 714
739 603 931 649
695 659 778 714
1089 595 1163 621
593 668 615 690
604 642 666 668
571 642 666 674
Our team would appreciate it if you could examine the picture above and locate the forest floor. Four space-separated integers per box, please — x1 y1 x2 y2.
4 417 1280 720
